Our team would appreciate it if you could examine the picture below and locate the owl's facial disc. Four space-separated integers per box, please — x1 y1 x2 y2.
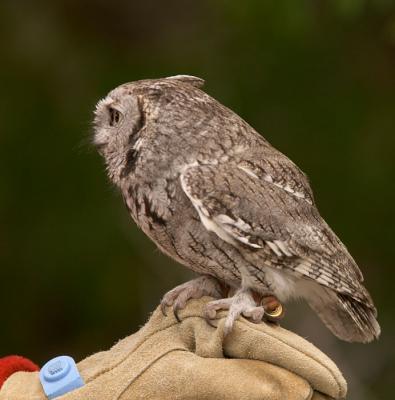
93 96 119 151
93 89 144 157
93 86 148 184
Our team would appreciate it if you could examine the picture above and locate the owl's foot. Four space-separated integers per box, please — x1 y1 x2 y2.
204 290 284 335
204 288 264 334
161 275 225 321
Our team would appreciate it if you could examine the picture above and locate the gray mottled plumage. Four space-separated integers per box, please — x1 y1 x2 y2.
93 75 380 342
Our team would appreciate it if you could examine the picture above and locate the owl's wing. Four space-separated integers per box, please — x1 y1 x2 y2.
180 161 371 305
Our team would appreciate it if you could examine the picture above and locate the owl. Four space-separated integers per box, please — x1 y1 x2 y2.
93 75 380 342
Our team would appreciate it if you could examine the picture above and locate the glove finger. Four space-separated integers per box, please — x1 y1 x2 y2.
222 318 346 400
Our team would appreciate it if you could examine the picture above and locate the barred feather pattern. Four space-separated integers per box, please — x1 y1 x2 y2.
93 75 380 342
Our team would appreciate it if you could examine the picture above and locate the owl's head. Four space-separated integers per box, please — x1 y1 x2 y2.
93 75 205 184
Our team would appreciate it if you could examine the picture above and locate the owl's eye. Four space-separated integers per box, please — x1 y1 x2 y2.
108 107 122 126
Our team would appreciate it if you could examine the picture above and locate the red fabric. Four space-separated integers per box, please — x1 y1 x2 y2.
0 355 39 389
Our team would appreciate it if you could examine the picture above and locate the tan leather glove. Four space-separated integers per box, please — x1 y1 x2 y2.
0 297 347 400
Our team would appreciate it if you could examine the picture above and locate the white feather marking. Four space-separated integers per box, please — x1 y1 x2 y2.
239 168 311 204
234 235 262 248
216 214 252 231
238 165 259 179
235 218 252 231
264 174 274 183
294 191 306 199
316 275 335 285
273 240 293 256
284 184 294 193
215 214 236 225
181 169 263 249
180 169 237 246
133 137 143 151
215 215 261 248
266 241 283 257
267 175 311 203
294 260 312 275
199 212 237 245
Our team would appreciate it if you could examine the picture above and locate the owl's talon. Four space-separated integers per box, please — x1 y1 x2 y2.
173 303 182 322
173 310 181 322
160 275 223 321
205 316 219 329
160 303 168 317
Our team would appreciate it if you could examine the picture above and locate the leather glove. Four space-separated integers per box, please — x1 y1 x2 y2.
0 297 347 400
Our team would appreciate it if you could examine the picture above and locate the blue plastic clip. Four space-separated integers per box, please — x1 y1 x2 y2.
39 356 84 399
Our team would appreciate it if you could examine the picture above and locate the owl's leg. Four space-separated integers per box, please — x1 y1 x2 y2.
160 275 226 321
204 289 284 335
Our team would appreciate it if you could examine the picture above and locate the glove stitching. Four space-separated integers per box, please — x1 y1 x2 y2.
85 310 211 382
115 348 188 400
84 319 188 382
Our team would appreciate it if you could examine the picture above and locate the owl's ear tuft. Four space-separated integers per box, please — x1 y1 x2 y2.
165 75 205 88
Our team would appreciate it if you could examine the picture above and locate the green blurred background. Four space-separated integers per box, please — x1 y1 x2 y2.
1 1 394 398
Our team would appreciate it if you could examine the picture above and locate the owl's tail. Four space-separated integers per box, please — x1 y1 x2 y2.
307 287 381 343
